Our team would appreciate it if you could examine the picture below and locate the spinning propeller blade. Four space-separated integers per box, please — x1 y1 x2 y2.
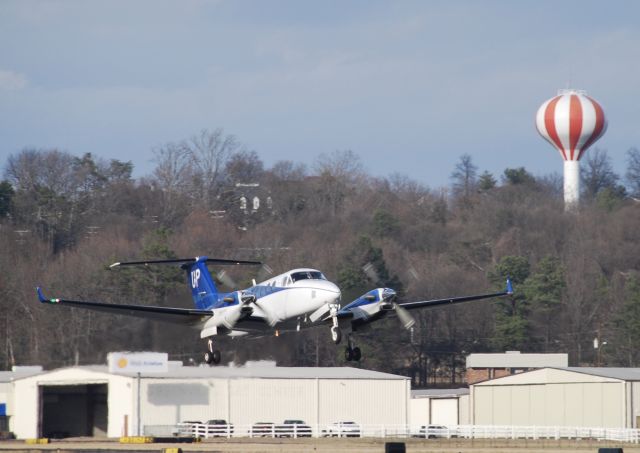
256 264 274 282
216 270 237 289
253 299 279 327
395 304 416 330
380 288 416 330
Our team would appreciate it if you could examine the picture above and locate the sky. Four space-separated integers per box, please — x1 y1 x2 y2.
1 0 639 188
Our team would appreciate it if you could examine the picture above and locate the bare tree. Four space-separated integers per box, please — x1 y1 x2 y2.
152 142 194 224
581 148 619 200
450 154 478 201
313 150 365 217
270 160 308 181
225 150 264 184
186 129 242 207
625 147 640 198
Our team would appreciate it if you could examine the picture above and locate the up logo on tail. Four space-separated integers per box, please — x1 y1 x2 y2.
191 269 201 289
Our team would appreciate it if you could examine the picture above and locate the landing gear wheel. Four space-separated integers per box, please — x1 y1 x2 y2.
331 326 342 344
204 349 221 365
352 347 362 361
345 347 354 362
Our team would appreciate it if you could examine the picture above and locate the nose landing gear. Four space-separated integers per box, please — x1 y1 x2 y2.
331 325 342 344
329 303 342 344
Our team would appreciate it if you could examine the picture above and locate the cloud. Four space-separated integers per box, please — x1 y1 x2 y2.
0 70 27 91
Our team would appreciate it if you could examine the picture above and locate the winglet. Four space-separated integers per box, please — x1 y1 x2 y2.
36 287 47 302
36 287 60 304
506 278 514 295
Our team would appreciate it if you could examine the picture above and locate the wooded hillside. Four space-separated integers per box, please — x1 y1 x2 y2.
2 129 640 386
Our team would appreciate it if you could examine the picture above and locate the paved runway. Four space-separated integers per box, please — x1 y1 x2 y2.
0 437 636 453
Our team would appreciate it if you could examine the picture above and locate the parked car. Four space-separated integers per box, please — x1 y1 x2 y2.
322 421 361 437
250 422 276 437
204 419 234 437
173 420 202 436
414 425 454 439
275 419 313 437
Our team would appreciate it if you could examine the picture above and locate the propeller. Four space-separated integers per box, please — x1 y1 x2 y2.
395 304 416 330
217 291 255 329
256 264 274 283
216 269 237 289
252 298 279 327
381 288 416 330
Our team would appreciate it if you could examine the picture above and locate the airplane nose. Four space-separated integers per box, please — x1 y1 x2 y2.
314 280 341 298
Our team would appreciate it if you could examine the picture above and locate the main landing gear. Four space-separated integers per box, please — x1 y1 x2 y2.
328 312 361 362
204 338 221 365
344 334 361 362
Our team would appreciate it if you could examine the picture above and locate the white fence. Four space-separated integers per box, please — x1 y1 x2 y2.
143 422 640 443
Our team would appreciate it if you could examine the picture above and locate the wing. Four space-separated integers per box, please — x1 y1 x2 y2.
398 279 513 311
334 279 513 330
36 287 212 325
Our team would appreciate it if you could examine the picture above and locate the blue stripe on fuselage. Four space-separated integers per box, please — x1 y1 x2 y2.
244 285 287 300
204 285 288 310
339 290 380 314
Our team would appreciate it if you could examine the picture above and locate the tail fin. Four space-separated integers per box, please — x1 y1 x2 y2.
187 256 218 309
107 254 261 309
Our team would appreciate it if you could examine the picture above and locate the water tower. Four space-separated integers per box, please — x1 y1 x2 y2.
535 89 607 209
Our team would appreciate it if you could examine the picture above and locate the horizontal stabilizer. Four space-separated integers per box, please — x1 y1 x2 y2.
110 256 261 268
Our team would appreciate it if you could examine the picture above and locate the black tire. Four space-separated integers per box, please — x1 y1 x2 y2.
345 347 353 361
331 326 342 344
353 347 362 361
212 350 221 364
204 351 214 364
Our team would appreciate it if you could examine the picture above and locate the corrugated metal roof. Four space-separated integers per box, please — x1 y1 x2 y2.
411 388 469 399
560 367 640 381
0 370 43 383
466 353 568 368
53 365 409 380
472 366 640 386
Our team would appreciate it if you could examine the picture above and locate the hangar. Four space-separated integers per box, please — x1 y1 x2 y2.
0 367 43 435
11 362 410 439
410 388 469 427
471 367 640 428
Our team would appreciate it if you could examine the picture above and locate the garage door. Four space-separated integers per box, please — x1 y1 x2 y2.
430 398 458 426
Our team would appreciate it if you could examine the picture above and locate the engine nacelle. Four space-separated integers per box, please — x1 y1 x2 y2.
206 300 252 330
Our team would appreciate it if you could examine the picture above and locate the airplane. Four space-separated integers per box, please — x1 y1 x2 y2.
36 255 513 365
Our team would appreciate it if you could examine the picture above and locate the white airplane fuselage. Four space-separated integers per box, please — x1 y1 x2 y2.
200 268 341 338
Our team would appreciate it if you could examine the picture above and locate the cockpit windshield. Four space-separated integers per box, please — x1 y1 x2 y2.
290 271 327 282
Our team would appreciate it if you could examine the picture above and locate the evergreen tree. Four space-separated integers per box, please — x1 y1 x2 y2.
0 180 14 218
478 171 497 192
522 256 565 352
488 256 530 351
613 277 640 366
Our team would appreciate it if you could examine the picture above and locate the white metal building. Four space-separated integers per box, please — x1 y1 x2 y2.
471 367 640 428
410 388 469 427
0 367 43 434
11 362 410 439
466 351 568 383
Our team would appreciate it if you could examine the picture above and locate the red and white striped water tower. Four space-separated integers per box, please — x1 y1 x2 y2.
535 89 607 209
